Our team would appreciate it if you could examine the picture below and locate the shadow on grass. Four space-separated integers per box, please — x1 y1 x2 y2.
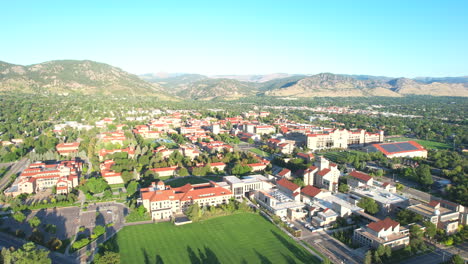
254 249 272 264
187 246 220 264
271 230 320 263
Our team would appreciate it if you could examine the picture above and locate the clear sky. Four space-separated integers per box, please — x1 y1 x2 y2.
1 0 467 77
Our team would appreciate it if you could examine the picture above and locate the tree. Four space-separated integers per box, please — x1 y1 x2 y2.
451 254 464 264
338 183 349 193
396 209 423 225
416 164 433 186
178 167 189 177
1 242 51 264
12 211 26 223
424 221 437 239
126 181 138 197
92 225 106 238
28 216 41 228
95 251 120 264
364 250 372 264
46 237 62 251
357 197 379 215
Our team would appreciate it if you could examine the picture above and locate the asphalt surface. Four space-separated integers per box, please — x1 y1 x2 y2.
0 157 29 191
302 231 361 264
0 231 77 264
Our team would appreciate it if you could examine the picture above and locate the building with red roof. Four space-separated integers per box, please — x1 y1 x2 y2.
100 160 124 185
276 178 301 201
348 170 374 188
353 217 410 250
56 142 80 156
369 141 427 158
307 129 383 151
140 181 233 220
4 159 83 197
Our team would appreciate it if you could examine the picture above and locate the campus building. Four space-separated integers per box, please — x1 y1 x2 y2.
306 129 384 151
56 142 80 156
407 201 460 234
5 159 82 196
100 160 124 185
221 175 271 199
368 141 428 159
140 181 233 220
303 156 340 192
350 186 409 214
353 218 410 250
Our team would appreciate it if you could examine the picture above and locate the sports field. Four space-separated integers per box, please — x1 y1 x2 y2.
164 176 209 187
387 137 450 150
107 213 320 264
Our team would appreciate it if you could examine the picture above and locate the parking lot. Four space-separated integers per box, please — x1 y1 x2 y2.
0 206 81 241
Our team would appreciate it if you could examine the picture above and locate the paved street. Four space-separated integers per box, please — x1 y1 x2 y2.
0 157 29 191
0 231 77 264
302 231 361 264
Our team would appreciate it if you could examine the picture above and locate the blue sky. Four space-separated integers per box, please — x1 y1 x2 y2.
1 0 467 77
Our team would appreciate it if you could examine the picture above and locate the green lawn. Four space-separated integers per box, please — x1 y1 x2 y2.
164 177 209 187
106 213 320 264
387 137 450 150
319 150 364 163
202 175 225 182
250 148 269 157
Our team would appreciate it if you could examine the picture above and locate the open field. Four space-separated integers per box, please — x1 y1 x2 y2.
387 137 451 150
250 148 270 157
319 150 364 163
164 176 209 187
106 213 320 264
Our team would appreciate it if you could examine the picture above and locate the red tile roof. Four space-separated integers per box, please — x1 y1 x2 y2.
278 168 291 177
367 217 399 233
372 141 426 156
317 168 331 176
301 185 321 198
277 178 299 192
349 170 372 182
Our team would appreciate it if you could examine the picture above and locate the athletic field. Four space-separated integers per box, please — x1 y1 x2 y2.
106 213 320 264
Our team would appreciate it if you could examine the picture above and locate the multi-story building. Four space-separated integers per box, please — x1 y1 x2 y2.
307 129 383 151
368 141 427 159
133 124 163 139
150 166 179 177
353 218 410 250
348 170 374 188
56 142 80 156
407 201 460 234
140 181 233 220
5 159 82 196
99 147 135 161
99 131 126 145
221 175 271 199
303 156 340 192
100 160 124 185
350 186 409 214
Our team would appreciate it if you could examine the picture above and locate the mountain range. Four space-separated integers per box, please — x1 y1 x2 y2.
1 60 467 99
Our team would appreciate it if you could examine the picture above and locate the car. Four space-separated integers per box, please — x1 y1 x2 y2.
107 210 112 214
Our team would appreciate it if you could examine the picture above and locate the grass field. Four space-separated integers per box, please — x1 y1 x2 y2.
319 150 364 163
387 137 450 150
250 148 270 157
164 176 209 187
202 175 224 182
106 213 320 264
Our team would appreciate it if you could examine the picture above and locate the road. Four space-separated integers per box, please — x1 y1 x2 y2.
302 231 361 264
400 247 451 264
0 231 77 264
0 157 29 191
